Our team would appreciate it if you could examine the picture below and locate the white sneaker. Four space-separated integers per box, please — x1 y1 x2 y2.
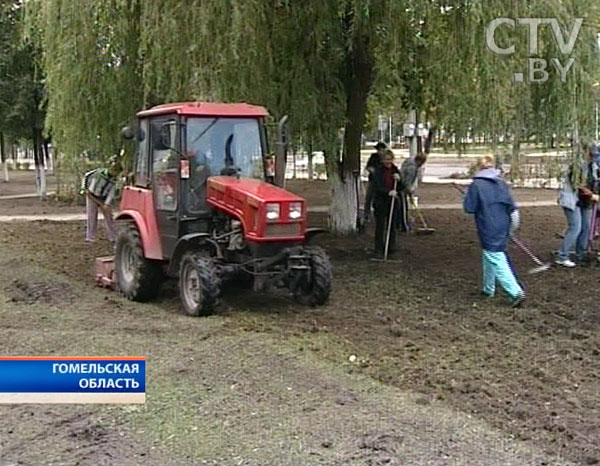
555 259 576 268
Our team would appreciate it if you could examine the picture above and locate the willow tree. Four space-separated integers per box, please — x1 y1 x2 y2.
426 0 600 177
29 0 600 223
0 1 49 194
137 1 434 233
26 0 142 195
0 0 20 182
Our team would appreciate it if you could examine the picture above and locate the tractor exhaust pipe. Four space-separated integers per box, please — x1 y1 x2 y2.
274 115 289 188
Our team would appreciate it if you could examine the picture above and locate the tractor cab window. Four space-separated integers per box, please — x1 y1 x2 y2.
151 120 178 211
135 119 150 187
185 117 264 213
186 117 264 179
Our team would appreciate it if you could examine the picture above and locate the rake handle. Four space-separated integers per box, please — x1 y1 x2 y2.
409 195 429 229
384 179 398 261
511 236 546 267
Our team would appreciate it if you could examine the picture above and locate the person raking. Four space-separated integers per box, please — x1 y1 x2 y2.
81 157 121 246
371 149 403 258
463 156 525 308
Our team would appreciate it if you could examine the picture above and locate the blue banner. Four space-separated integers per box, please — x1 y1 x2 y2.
0 358 145 393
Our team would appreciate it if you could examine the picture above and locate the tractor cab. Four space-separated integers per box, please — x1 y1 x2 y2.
103 102 331 317
123 102 271 258
141 105 269 216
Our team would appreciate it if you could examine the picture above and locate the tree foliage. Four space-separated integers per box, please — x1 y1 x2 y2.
0 1 45 144
25 0 600 212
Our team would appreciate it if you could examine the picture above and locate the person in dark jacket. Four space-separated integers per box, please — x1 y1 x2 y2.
372 149 403 257
584 143 600 251
463 156 525 307
363 142 387 222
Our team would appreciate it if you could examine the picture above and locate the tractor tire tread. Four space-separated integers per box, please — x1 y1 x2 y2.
179 253 220 317
294 246 332 307
116 222 162 302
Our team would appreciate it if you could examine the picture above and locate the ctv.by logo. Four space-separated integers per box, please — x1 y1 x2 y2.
486 18 583 83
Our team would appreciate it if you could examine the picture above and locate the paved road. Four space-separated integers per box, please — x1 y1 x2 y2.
0 192 56 201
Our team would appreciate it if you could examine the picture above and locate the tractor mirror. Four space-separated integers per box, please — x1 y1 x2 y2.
120 126 134 140
274 115 289 187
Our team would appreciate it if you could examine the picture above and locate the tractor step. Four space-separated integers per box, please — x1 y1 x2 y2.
94 256 116 290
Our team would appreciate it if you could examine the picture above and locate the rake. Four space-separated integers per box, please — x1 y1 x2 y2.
511 236 551 274
409 195 436 235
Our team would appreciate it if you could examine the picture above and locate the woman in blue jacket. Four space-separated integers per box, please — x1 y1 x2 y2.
463 156 525 308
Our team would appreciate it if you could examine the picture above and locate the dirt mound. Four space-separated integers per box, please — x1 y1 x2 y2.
6 278 76 305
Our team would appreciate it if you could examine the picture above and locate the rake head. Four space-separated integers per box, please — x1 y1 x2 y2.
415 227 436 235
527 263 551 274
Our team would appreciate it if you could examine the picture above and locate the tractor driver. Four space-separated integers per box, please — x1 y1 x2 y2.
186 149 212 212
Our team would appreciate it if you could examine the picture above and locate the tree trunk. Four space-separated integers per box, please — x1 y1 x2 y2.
307 139 314 181
329 170 358 235
1 133 8 182
331 32 373 234
416 113 423 156
39 161 47 198
43 140 53 174
292 145 297 179
33 129 47 199
408 109 418 158
511 129 521 183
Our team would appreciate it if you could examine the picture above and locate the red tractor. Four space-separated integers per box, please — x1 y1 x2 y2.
95 102 332 316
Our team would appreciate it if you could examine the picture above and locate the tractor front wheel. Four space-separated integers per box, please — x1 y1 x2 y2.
179 252 220 317
293 246 332 307
115 222 162 301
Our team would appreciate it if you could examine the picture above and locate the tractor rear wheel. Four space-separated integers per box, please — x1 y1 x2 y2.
115 222 162 301
179 252 220 317
293 246 332 307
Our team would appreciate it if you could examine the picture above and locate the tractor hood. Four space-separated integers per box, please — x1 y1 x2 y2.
207 176 303 203
206 176 307 242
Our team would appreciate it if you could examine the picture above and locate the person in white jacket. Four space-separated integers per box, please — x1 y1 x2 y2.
400 153 427 231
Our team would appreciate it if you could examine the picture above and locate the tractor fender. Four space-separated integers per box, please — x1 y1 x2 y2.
115 211 163 260
304 228 329 245
167 233 216 277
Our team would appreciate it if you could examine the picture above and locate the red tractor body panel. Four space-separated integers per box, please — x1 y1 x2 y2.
137 102 269 119
116 186 163 259
206 176 307 243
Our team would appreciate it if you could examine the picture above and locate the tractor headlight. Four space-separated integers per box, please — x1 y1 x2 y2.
289 202 302 220
266 203 280 221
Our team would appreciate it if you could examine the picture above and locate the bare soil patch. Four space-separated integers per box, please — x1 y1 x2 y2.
6 278 77 305
0 196 82 216
0 180 594 465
